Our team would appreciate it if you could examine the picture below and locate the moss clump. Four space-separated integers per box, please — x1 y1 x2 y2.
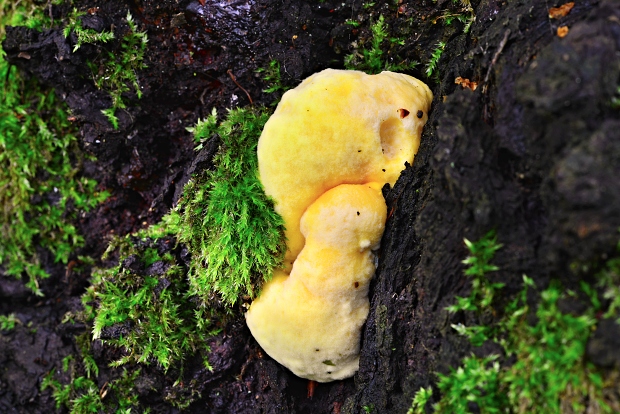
87 11 148 129
0 313 19 331
81 106 285 377
0 0 108 295
42 329 143 413
154 106 286 306
596 239 620 322
344 15 418 74
409 233 619 414
256 59 290 95
42 364 141 413
62 7 115 52
83 235 219 371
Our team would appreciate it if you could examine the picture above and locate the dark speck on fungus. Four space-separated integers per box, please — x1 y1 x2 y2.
398 108 410 118
382 169 386 172
357 211 360 215
416 110 424 118
354 282 359 288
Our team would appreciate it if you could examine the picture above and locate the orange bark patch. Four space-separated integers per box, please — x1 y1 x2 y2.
549 2 574 19
455 76 479 91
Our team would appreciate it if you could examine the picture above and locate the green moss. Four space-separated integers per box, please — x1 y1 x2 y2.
85 11 147 129
42 327 143 414
612 86 620 109
0 313 20 331
159 106 286 306
256 59 291 105
84 234 219 371
344 15 418 74
445 230 504 346
42 366 142 414
433 1 475 34
597 239 620 321
0 0 53 39
80 106 285 380
425 41 446 80
62 7 148 129
0 1 108 295
63 8 115 52
362 404 376 413
409 233 619 414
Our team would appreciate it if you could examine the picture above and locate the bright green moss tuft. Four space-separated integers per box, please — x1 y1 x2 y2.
256 60 291 106
0 313 19 331
409 233 619 414
42 366 141 413
82 106 285 375
81 11 148 130
157 106 286 306
344 15 418 74
63 8 115 52
84 235 219 371
0 1 108 295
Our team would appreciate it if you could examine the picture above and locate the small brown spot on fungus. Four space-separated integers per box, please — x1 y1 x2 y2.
398 108 410 118
356 211 360 216
354 282 359 288
358 150 362 152
382 169 386 172
416 110 424 118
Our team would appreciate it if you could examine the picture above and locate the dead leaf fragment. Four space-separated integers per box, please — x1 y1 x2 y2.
455 76 478 91
549 2 574 19
557 25 569 38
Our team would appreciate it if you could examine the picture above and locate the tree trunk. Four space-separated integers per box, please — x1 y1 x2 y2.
2 0 619 412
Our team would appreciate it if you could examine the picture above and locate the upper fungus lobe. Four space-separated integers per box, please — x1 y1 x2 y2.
257 69 432 267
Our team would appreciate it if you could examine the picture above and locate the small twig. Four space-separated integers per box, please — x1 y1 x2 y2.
483 29 511 92
227 69 253 104
544 0 556 35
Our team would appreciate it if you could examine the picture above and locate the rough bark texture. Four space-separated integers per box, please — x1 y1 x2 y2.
2 0 619 413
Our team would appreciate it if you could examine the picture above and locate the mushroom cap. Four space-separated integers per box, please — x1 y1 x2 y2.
258 69 433 269
248 69 432 381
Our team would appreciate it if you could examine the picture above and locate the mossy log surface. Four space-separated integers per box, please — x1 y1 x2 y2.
2 0 620 412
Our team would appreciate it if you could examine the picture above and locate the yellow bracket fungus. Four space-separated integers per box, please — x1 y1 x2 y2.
246 69 432 382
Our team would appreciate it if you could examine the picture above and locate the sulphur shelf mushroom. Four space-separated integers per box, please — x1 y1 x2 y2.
246 69 432 382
